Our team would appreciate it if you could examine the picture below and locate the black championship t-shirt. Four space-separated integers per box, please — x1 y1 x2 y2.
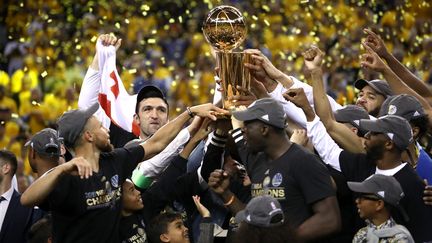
120 214 147 243
248 143 335 227
339 151 432 242
47 146 144 243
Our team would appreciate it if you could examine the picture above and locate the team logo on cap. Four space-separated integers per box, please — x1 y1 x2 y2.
388 105 397 115
272 173 283 187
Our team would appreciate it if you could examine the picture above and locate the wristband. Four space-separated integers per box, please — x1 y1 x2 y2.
223 195 235 207
186 107 195 118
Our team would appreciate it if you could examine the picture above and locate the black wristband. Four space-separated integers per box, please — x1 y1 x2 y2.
186 107 195 118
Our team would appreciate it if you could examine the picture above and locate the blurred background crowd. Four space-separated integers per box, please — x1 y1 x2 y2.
0 0 431 191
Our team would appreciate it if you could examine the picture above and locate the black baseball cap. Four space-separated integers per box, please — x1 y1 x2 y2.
348 174 404 207
359 115 413 150
379 94 426 121
25 128 62 157
235 195 284 227
232 98 286 129
354 79 393 98
135 85 168 113
57 103 99 148
334 105 370 128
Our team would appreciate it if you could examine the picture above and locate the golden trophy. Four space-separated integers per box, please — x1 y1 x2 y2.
202 5 250 113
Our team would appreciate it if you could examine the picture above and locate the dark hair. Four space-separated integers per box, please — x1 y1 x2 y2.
135 90 169 114
27 215 52 243
147 212 183 243
0 150 17 175
410 115 429 140
233 220 298 243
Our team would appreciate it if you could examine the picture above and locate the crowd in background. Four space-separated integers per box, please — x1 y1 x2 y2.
0 0 432 193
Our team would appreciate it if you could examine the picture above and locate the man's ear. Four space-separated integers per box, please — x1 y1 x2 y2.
160 233 170 242
385 140 394 151
351 127 358 135
412 126 420 139
133 114 140 125
376 200 385 211
84 130 94 142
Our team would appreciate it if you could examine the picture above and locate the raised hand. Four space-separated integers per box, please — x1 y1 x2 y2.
192 195 211 218
290 129 309 147
97 34 122 51
283 88 309 109
363 29 389 57
360 42 388 73
189 103 229 121
208 169 231 195
244 49 284 81
190 117 214 143
302 45 324 71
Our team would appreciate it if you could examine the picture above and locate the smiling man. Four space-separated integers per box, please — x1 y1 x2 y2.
354 79 393 117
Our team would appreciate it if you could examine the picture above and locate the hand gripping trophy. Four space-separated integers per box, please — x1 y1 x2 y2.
202 5 250 113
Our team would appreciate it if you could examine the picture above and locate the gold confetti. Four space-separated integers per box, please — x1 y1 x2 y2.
41 71 48 78
148 39 156 44
129 69 137 74
115 22 121 29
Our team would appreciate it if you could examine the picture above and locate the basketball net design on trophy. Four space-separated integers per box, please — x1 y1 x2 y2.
202 5 250 113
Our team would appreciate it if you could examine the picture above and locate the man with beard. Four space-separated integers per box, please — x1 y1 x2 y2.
20 102 227 243
354 79 392 117
285 88 432 242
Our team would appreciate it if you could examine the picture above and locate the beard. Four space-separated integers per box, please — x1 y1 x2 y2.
98 142 114 152
366 142 385 162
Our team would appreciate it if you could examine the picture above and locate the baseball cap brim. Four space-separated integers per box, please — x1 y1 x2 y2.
234 210 248 225
358 119 386 134
347 181 374 194
232 109 258 122
85 102 100 120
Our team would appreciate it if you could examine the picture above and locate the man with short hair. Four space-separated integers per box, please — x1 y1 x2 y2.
0 150 35 243
25 128 63 175
209 98 341 242
20 102 226 243
354 79 393 117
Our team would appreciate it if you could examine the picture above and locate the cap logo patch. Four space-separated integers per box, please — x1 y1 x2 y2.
413 111 420 117
377 191 385 198
388 105 397 115
353 120 360 126
270 202 277 210
387 133 394 140
261 114 269 121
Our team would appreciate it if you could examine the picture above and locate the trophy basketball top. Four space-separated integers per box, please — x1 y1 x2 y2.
202 5 247 52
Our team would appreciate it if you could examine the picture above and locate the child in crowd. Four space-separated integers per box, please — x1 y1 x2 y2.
349 174 414 243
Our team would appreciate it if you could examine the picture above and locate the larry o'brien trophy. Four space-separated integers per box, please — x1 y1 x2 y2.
202 5 250 115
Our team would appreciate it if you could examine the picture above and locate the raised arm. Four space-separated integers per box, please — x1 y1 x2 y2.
79 34 122 129
20 157 92 207
142 104 227 160
364 28 432 103
361 43 432 123
283 88 344 172
304 46 365 153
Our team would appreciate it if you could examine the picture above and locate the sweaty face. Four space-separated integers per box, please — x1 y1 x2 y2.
356 86 386 117
135 98 168 138
163 218 190 243
122 180 144 212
